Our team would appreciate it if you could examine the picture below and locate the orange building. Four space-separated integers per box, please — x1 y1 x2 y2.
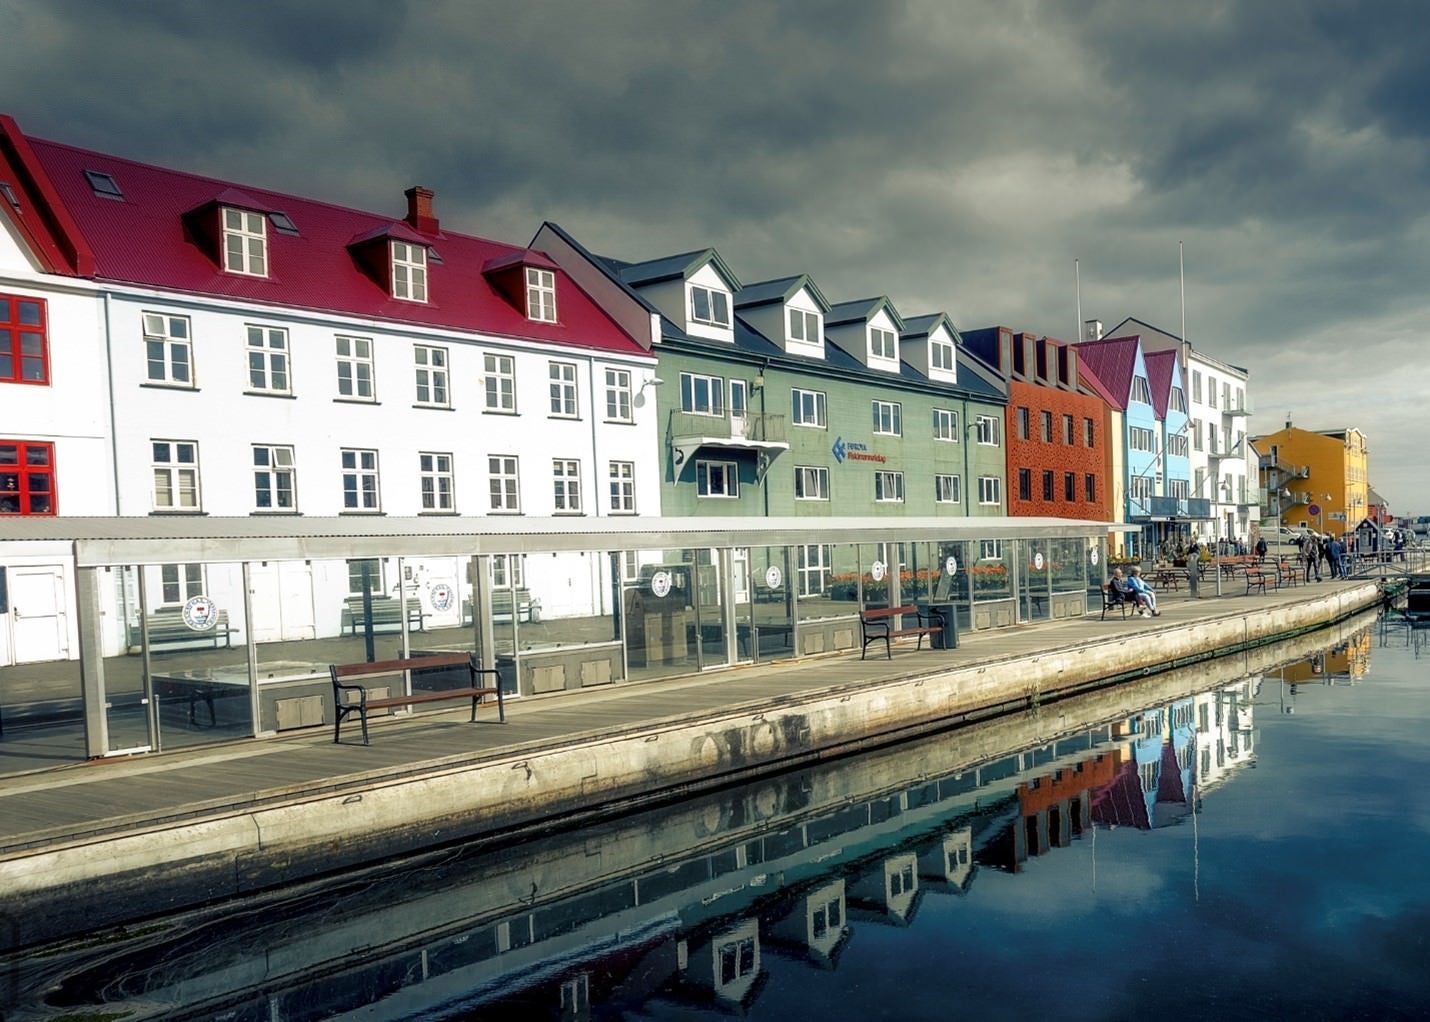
1251 421 1369 537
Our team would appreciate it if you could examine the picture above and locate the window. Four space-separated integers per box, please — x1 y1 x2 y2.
1235 386 1245 411
1207 379 1218 408
0 440 55 515
608 460 636 513
143 312 192 386
414 345 449 407
791 388 827 427
1192 370 1203 403
484 353 515 412
0 293 48 385
690 284 730 327
489 455 520 512
152 440 200 511
252 444 296 510
1130 475 1154 501
680 372 725 416
1171 387 1186 413
269 211 299 235
1191 418 1204 451
1168 433 1188 457
795 465 830 501
1222 381 1231 409
1129 426 1155 452
1017 467 1031 501
1042 470 1055 501
84 169 124 199
1084 417 1095 447
872 400 902 436
336 336 375 400
604 368 633 422
930 334 955 372
1039 410 1053 442
975 415 1001 446
874 470 904 502
160 564 204 606
978 475 1002 506
935 474 960 504
340 449 380 511
419 451 454 511
869 326 896 360
347 558 384 596
1064 472 1076 502
789 308 821 343
222 207 267 276
933 408 959 441
552 459 582 513
797 544 832 597
1063 414 1075 444
391 241 428 302
490 553 525 588
526 267 557 322
1085 473 1096 502
1169 478 1189 499
1131 375 1152 404
246 325 290 394
549 361 578 417
697 460 738 497
1016 406 1029 441
979 539 1002 561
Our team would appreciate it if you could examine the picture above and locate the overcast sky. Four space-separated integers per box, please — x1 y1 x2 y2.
5 0 1427 511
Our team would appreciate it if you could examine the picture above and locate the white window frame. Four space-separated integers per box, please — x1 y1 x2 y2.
935 474 961 504
143 312 193 387
680 372 726 417
1171 387 1186 413
391 240 428 303
979 539 1002 561
797 543 833 598
1131 375 1152 404
794 465 830 501
690 284 730 327
160 563 205 606
552 459 583 514
152 439 200 511
491 553 525 589
977 475 1002 506
869 326 896 361
340 448 381 511
1169 478 1189 499
335 336 375 401
484 353 516 412
414 345 449 407
788 308 821 344
874 470 905 503
549 361 579 417
1192 370 1203 403
252 443 296 511
791 388 827 428
419 451 454 512
1130 475 1154 501
1129 426 1155 452
604 368 632 422
222 207 267 277
696 459 738 498
1168 433 1188 458
975 414 1002 446
489 455 520 513
347 558 384 596
872 400 902 437
933 408 959 442
246 325 290 394
930 335 955 372
608 460 636 513
526 266 557 322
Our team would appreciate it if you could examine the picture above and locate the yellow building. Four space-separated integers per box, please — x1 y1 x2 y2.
1251 423 1369 537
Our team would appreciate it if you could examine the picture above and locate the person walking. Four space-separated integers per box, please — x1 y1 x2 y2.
1326 534 1343 578
1254 536 1269 563
1302 532 1322 583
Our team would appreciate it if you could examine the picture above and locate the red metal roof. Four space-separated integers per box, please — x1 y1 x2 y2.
10 120 643 357
1074 335 1142 411
1143 349 1178 418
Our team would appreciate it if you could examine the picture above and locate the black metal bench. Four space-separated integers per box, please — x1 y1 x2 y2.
1101 580 1131 620
329 652 504 745
341 595 427 636
859 605 942 660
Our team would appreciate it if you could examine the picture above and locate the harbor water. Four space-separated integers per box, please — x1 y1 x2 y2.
6 613 1429 1020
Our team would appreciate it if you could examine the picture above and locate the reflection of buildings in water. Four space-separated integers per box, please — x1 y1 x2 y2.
1279 627 1374 684
765 878 851 970
1196 681 1258 794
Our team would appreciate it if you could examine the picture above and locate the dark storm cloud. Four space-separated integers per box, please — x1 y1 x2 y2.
2 0 1427 506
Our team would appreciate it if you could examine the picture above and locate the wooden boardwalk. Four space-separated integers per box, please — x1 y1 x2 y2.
0 576 1371 856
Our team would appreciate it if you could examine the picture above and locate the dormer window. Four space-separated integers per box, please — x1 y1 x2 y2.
789 308 821 344
391 241 427 302
526 267 557 322
930 334 955 372
691 284 730 328
870 326 896 360
222 208 267 277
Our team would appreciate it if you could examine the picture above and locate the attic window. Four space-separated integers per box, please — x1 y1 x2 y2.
268 211 299 235
83 170 124 200
0 181 18 211
391 240 428 302
690 284 730 328
427 247 443 265
222 207 268 277
526 267 556 322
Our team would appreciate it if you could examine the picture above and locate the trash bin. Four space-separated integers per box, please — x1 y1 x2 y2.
919 602 959 649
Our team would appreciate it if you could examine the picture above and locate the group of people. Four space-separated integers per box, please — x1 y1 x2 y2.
1107 566 1160 617
1295 531 1346 582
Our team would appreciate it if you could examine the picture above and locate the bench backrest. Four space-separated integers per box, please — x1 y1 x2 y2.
861 605 918 621
331 652 474 682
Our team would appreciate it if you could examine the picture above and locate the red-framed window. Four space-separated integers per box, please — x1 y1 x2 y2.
0 293 49 385
0 440 56 516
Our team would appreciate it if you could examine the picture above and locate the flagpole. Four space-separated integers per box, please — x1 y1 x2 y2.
1075 258 1082 341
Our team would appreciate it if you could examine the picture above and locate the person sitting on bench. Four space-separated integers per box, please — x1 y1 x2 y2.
1123 566 1160 617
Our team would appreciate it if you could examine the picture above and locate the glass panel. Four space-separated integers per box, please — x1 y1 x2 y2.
624 549 697 681
0 561 86 773
693 549 729 669
746 546 794 662
1022 539 1054 622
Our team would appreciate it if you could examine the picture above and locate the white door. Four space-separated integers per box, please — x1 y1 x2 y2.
248 561 317 642
730 380 748 439
9 564 69 663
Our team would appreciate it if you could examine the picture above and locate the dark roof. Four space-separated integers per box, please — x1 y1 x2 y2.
1075 335 1143 411
618 247 741 291
826 295 906 334
734 273 831 313
1143 349 1178 418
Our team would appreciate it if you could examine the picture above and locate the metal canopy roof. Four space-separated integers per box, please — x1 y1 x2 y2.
1 515 1116 567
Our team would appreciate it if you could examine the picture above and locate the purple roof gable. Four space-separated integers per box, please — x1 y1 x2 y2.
1075 335 1142 411
1143 349 1178 418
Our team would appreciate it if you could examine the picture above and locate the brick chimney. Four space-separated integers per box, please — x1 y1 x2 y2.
404 186 438 235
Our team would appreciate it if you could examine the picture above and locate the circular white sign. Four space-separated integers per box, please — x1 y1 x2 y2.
430 582 455 613
871 560 887 582
650 569 673 598
945 555 958 576
1033 552 1045 570
1090 549 1100 566
765 565 783 590
181 595 218 631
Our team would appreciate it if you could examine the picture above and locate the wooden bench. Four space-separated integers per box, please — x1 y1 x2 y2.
859 605 943 660
1101 580 1132 620
1276 559 1299 587
341 595 427 636
1245 566 1271 595
329 652 504 745
127 607 233 650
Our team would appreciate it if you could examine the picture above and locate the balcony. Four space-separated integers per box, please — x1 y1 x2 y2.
1222 398 1254 419
1135 496 1214 521
668 410 789 477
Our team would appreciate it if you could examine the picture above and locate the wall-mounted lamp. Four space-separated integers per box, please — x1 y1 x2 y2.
639 376 664 393
752 373 765 390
